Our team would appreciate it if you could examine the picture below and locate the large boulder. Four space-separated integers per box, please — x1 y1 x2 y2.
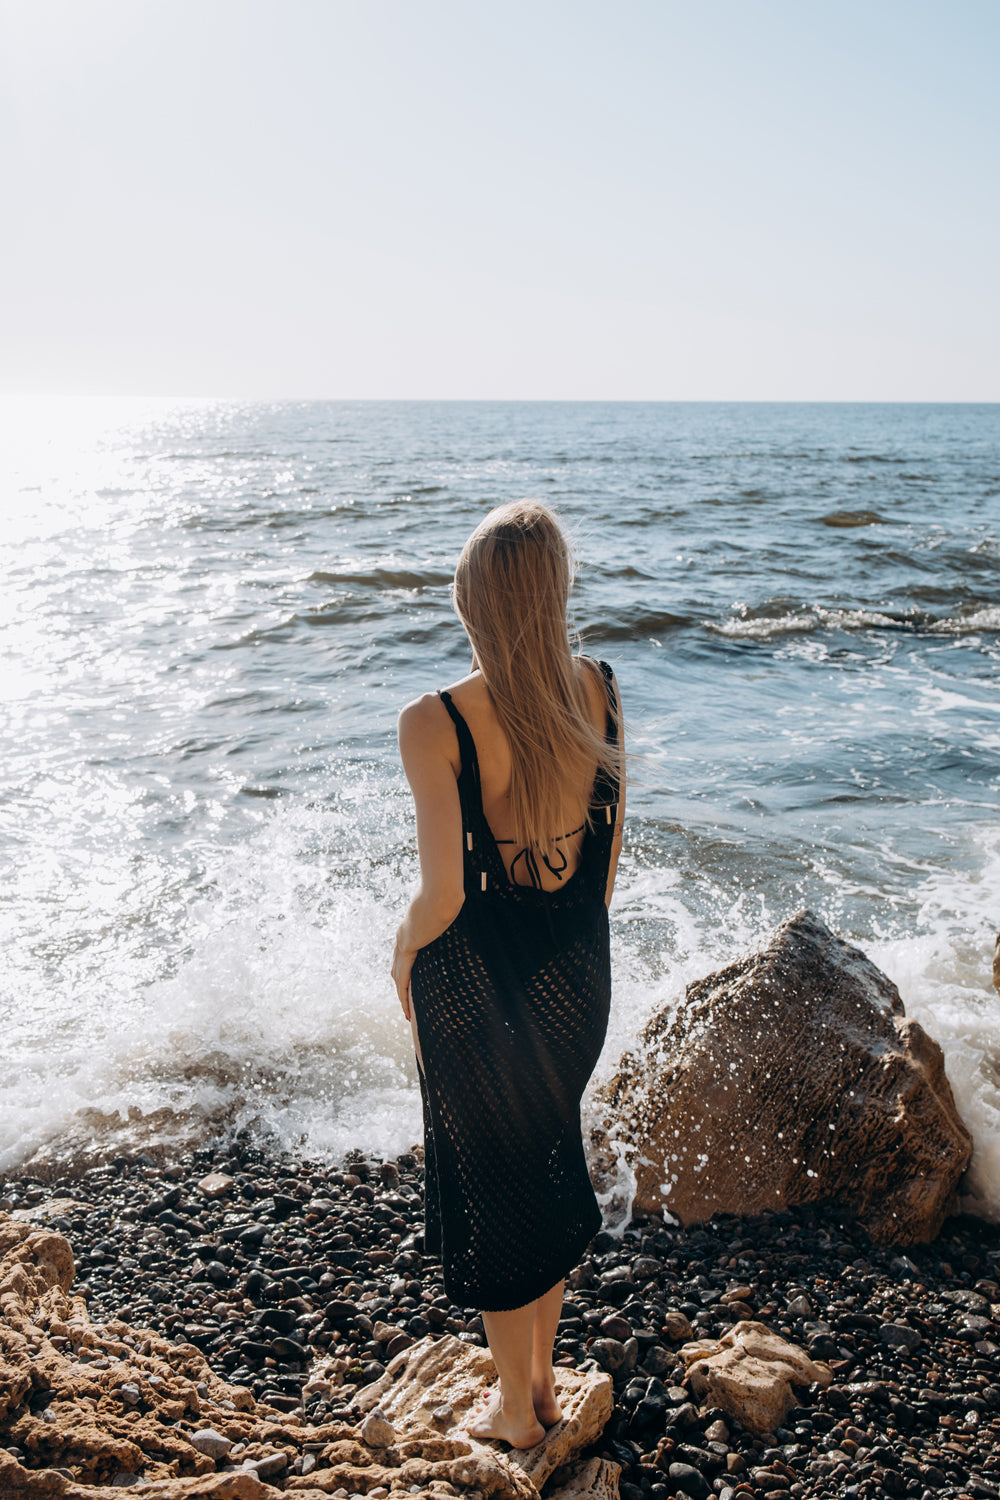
598 910 972 1244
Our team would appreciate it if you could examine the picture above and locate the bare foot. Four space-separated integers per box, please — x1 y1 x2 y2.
465 1387 545 1449
532 1377 563 1427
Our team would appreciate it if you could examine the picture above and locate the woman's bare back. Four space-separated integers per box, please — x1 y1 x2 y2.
440 657 610 891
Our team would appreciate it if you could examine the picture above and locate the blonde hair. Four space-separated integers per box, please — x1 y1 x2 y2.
453 501 620 848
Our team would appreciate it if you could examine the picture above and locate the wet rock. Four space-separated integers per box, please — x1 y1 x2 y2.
667 1460 711 1499
196 1173 234 1200
661 1311 693 1342
598 910 972 1244
879 1322 922 1350
679 1320 832 1436
590 1339 628 1373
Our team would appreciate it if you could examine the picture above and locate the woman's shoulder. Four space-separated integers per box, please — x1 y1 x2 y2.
575 653 618 720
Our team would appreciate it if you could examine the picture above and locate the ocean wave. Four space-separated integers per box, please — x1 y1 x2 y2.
582 608 692 641
817 509 887 527
711 603 1000 641
306 567 454 589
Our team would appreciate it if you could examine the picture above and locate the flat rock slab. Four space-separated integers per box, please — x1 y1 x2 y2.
597 909 973 1244
10 1200 94 1226
357 1333 613 1490
680 1319 832 1437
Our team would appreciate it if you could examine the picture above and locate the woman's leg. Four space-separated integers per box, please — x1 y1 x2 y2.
471 1302 546 1447
468 1279 565 1447
530 1279 564 1426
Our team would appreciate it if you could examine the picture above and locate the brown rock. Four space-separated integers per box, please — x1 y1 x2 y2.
359 1410 396 1449
0 1455 279 1500
356 1333 612 1492
0 1212 262 1489
679 1320 832 1436
546 1457 621 1500
196 1173 235 1199
597 910 973 1244
661 1310 693 1342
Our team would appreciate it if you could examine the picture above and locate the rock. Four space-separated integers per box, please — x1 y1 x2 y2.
785 1295 812 1318
994 929 999 995
196 1173 234 1199
10 1198 93 1226
667 1461 712 1499
590 1339 627 1373
547 1457 622 1500
879 1322 922 1351
249 1452 287 1478
0 1210 257 1489
360 1410 396 1448
190 1429 234 1461
662 1310 693 1342
679 1320 832 1437
597 910 973 1244
356 1332 612 1491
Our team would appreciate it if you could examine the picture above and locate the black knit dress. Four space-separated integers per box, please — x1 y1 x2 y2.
409 660 619 1312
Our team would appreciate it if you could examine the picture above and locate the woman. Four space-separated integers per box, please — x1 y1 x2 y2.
391 501 624 1450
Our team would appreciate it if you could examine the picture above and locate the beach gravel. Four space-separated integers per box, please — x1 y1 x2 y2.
3 1141 1000 1500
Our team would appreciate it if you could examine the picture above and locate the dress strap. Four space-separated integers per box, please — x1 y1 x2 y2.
587 659 620 820
438 691 488 875
585 657 620 745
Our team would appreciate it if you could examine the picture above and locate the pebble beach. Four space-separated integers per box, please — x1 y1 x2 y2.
3 1144 999 1500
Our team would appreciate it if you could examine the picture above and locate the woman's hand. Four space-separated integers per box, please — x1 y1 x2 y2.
391 936 416 1019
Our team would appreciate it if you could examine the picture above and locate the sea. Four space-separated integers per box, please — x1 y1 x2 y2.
1 398 998 1223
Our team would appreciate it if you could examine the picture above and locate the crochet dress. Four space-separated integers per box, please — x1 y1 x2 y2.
409 661 620 1312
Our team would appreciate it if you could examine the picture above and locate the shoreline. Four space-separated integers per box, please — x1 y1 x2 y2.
2 1142 1000 1500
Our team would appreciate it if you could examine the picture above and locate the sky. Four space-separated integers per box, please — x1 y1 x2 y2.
0 0 998 400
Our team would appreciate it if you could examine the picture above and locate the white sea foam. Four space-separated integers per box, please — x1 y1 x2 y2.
2 795 997 1236
868 830 1000 1222
711 604 1000 641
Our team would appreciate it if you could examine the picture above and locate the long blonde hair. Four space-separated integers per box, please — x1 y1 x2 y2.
453 501 620 848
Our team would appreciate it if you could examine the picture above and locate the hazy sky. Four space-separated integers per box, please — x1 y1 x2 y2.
1 0 998 399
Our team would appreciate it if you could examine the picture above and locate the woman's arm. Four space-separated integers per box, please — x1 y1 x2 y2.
605 669 625 908
392 693 465 1017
